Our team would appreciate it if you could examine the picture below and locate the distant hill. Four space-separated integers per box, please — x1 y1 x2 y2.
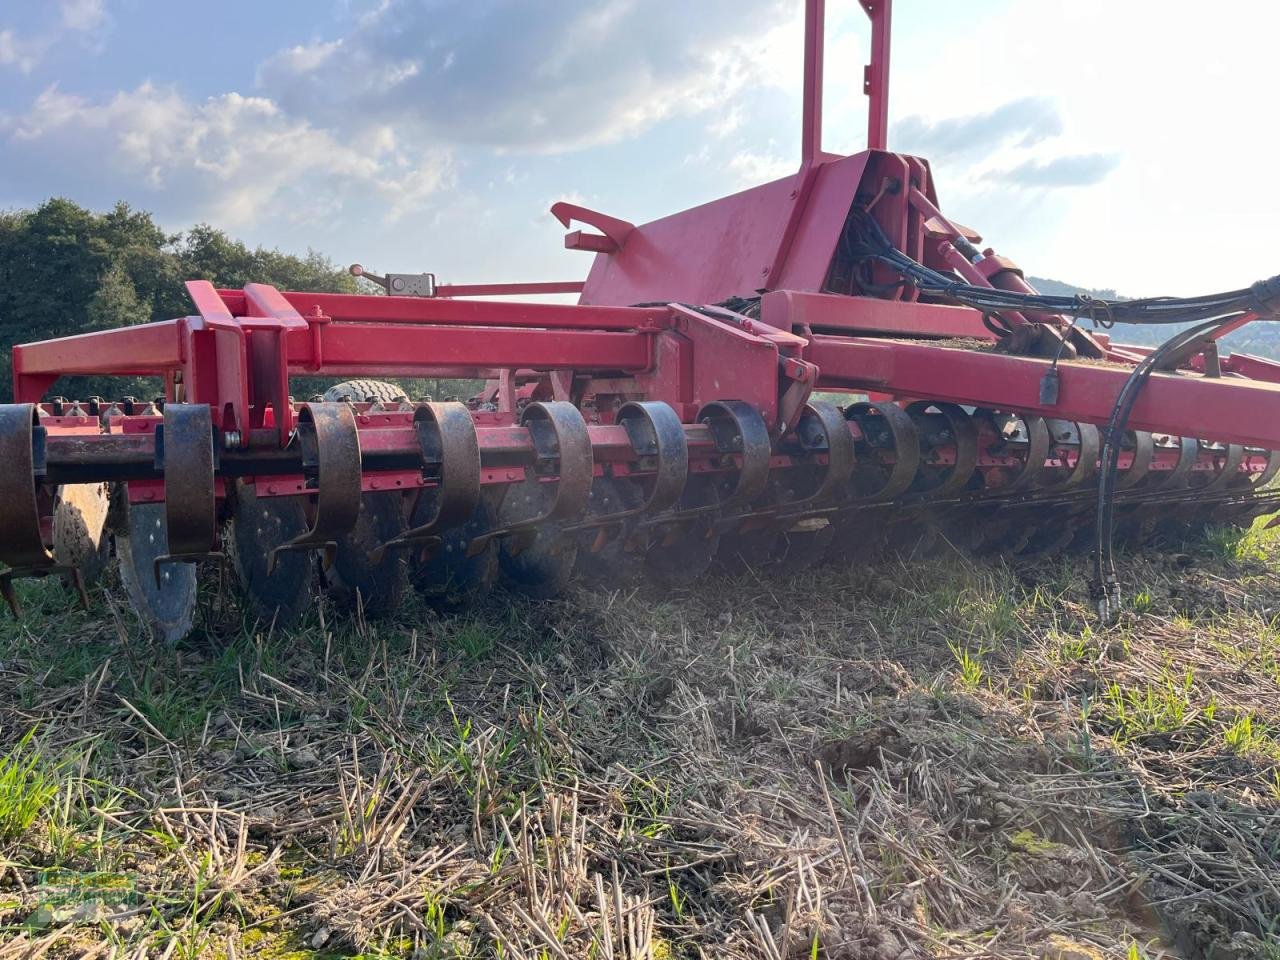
1027 275 1278 359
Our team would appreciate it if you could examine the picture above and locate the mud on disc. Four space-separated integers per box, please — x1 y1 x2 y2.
497 480 578 600
53 482 112 588
227 480 312 629
574 476 645 588
116 500 198 644
644 475 721 585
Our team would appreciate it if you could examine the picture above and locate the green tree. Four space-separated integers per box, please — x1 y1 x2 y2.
0 199 358 401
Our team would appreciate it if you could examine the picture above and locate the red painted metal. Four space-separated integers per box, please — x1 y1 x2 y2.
802 0 827 164
861 0 892 151
761 290 996 339
435 281 585 298
807 336 1280 450
4 0 1277 605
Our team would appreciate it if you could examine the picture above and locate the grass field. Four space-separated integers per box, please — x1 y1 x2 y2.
0 523 1278 958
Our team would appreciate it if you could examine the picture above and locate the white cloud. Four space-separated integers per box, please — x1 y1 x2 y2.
2 83 454 228
727 150 792 189
0 28 40 73
60 0 107 33
256 0 790 154
0 0 110 73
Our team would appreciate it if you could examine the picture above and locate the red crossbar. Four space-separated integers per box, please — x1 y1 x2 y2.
808 335 1280 449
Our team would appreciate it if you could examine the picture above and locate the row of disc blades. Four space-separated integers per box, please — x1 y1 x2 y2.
40 399 1274 643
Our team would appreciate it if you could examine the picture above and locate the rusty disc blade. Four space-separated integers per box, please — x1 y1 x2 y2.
323 492 409 619
498 480 578 600
573 476 645 589
228 481 312 629
411 496 499 613
53 482 112 588
117 500 198 644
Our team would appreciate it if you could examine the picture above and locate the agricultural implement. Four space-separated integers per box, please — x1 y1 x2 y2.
4 0 1280 640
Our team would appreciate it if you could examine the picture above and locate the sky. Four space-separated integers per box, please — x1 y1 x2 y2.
0 0 1275 297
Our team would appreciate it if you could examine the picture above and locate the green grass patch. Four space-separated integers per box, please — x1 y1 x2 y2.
0 731 60 841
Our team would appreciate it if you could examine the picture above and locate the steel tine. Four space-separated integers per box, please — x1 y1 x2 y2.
464 401 593 556
153 403 220 585
267 402 363 573
367 401 481 564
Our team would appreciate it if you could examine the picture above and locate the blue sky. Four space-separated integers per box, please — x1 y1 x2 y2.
1 1 1274 296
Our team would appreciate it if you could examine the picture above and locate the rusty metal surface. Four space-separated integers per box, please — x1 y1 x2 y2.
906 401 979 500
117 500 198 643
697 400 771 508
157 404 218 570
845 401 918 501
228 479 312 627
1116 431 1155 491
1038 421 1101 495
466 401 594 557
617 400 689 516
269 402 362 571
324 492 408 617
788 401 856 505
0 404 55 571
53 483 112 587
1193 443 1247 496
368 402 481 564
525 401 593 522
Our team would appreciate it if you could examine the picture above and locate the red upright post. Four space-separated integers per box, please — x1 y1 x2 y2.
862 0 891 150
802 0 825 164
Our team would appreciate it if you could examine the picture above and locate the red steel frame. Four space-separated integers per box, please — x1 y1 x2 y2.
10 0 1280 491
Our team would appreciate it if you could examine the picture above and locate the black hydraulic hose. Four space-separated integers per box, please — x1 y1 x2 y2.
851 210 1280 326
1091 319 1230 622
851 208 1280 620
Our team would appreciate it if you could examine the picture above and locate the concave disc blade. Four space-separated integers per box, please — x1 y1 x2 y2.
771 516 835 572
116 500 198 644
644 475 721 585
574 477 645 589
324 492 409 618
228 481 312 629
53 482 111 587
498 480 578 600
411 496 499 614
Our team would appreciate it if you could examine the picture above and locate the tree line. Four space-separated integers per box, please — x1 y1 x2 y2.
0 198 362 402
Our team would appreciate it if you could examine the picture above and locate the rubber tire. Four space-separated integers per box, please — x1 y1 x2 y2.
322 380 406 404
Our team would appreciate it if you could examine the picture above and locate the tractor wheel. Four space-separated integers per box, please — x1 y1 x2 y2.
322 380 407 404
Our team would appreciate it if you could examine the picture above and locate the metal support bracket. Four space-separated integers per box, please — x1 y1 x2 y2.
368 402 481 564
153 403 221 583
267 402 363 572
